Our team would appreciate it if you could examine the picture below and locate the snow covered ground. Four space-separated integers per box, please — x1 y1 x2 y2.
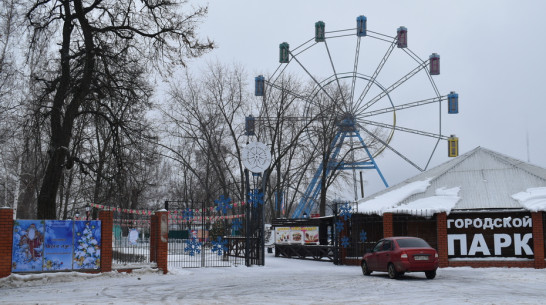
1 253 545 304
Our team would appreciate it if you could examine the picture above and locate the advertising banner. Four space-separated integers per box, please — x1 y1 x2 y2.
44 220 74 271
12 220 102 273
275 226 319 245
447 212 533 259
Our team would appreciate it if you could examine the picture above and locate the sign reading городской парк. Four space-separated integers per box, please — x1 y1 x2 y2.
447 212 534 260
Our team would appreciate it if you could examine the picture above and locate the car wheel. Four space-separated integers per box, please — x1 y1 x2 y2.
387 263 399 279
361 261 371 276
425 270 436 279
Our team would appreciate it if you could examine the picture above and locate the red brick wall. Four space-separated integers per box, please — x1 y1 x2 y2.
99 210 113 273
390 212 544 269
436 212 449 267
383 213 393 238
532 212 545 269
0 208 14 278
151 211 168 274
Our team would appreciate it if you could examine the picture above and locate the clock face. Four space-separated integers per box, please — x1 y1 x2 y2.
241 141 271 173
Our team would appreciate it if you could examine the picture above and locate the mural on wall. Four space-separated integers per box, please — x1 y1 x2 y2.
11 220 102 273
11 220 45 272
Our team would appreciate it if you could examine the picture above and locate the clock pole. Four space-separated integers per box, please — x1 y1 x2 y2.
241 141 271 266
244 168 251 267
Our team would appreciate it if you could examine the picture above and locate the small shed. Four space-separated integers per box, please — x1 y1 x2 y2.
352 146 546 268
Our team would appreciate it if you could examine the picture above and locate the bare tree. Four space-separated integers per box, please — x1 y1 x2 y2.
0 0 31 215
161 63 250 208
252 75 313 219
25 0 214 219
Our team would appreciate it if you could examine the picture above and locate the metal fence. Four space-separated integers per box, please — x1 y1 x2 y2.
167 202 251 268
342 214 384 260
111 209 154 268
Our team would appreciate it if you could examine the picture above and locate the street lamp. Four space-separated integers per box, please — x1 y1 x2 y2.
85 203 90 220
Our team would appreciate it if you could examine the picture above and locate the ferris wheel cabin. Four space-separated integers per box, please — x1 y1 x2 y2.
255 75 265 96
429 53 440 75
279 42 290 63
356 16 367 37
448 91 459 114
397 26 408 48
245 116 256 136
315 21 325 42
448 135 459 157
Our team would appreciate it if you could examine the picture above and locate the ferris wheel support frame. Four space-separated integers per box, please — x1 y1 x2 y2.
291 118 388 218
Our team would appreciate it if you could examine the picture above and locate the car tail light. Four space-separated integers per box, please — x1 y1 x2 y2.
401 252 408 259
435 253 438 258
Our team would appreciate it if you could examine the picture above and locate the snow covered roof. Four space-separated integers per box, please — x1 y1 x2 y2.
512 188 546 212
356 147 546 215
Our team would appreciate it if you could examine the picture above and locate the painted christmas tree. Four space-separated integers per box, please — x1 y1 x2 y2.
73 222 101 269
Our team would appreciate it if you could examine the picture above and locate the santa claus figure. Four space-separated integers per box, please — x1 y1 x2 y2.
20 223 43 262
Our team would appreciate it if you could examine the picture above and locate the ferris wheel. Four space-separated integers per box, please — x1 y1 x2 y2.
253 16 459 218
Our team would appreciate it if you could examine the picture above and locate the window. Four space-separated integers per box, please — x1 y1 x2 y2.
382 240 392 251
372 241 383 252
396 238 431 248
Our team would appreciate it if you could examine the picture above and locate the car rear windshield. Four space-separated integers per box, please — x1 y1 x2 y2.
396 238 431 248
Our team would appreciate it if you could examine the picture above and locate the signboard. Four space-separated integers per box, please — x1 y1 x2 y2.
275 226 319 245
12 220 101 273
44 220 74 271
447 212 533 259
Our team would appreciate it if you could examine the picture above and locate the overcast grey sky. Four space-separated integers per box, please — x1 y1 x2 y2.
188 0 546 196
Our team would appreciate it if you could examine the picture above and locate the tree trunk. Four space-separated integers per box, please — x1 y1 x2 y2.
37 0 94 219
37 145 70 219
320 160 327 217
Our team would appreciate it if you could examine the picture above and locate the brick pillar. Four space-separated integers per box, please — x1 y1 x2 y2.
383 213 393 238
152 210 168 274
436 212 449 268
532 212 545 269
0 208 14 278
99 210 113 273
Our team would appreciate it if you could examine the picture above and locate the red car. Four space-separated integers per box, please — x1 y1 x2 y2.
361 236 439 279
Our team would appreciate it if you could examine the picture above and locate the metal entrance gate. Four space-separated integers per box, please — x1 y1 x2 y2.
109 208 154 268
167 199 264 268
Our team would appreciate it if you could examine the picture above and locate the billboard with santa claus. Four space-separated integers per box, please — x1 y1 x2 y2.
11 220 101 273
